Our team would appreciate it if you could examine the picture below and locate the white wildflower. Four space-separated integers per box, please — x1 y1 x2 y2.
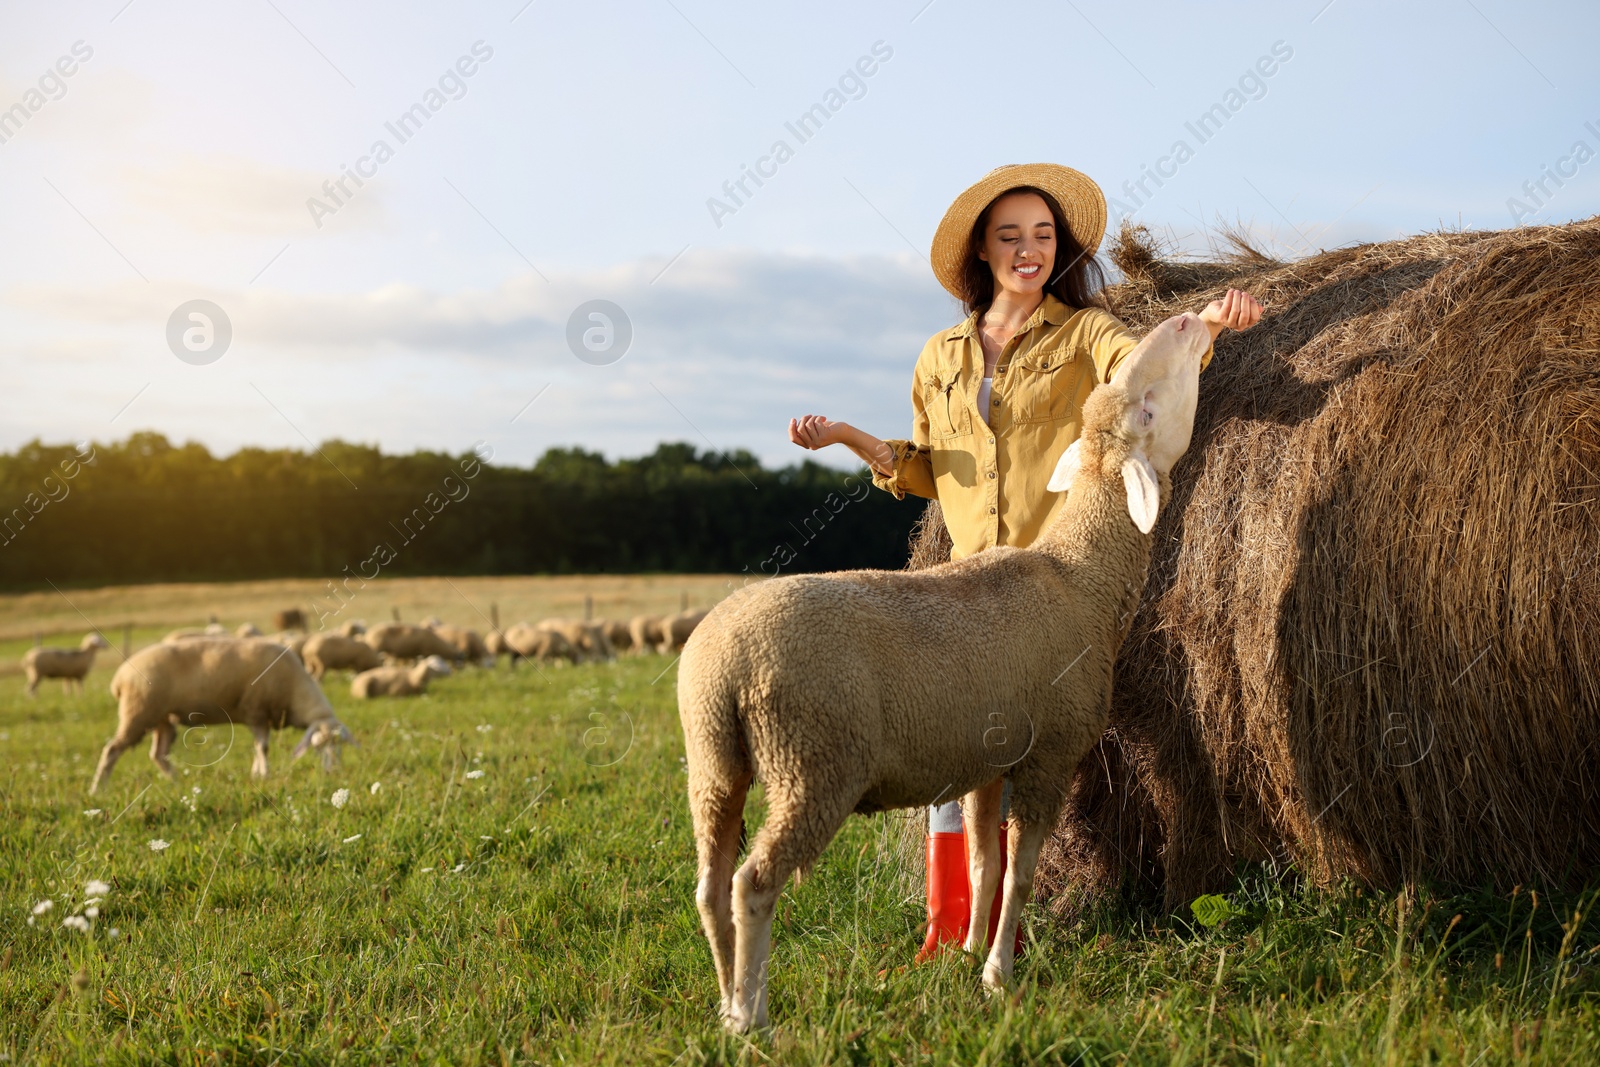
480 835 493 841
62 915 90 932
475 724 492 733
420 867 434 873
85 880 111 897
452 863 466 873
85 906 100 919
369 781 382 795
108 928 120 939
32 900 53 916
343 834 362 843
465 770 485 780
148 839 170 851
83 809 102 817
330 788 350 809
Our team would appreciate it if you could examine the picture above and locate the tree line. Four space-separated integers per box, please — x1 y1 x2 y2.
0 433 925 590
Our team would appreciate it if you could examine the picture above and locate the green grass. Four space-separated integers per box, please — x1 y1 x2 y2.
2 654 1597 1064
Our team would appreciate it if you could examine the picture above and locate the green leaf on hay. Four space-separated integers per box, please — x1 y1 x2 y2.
1190 893 1239 928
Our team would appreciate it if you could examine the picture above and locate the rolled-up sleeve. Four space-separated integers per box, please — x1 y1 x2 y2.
871 359 938 501
1086 309 1214 384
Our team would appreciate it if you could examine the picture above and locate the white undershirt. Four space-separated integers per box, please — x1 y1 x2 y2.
976 376 993 427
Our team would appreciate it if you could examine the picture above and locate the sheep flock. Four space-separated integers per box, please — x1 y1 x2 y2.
16 606 708 792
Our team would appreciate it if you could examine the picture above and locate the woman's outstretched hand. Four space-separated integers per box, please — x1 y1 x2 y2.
788 414 842 450
1198 288 1264 343
788 415 895 477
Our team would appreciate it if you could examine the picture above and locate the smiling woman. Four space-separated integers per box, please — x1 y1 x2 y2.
785 161 1262 963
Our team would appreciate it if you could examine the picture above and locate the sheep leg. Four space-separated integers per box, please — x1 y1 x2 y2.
981 815 1049 991
961 777 1006 956
691 772 750 1023
90 733 137 793
148 723 177 780
729 785 853 1033
250 725 271 778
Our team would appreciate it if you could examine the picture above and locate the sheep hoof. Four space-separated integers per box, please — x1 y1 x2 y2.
981 962 1011 993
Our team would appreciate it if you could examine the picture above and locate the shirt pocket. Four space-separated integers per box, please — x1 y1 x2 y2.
1006 343 1084 424
922 367 972 439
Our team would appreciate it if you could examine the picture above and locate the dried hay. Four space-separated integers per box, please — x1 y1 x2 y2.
904 216 1600 910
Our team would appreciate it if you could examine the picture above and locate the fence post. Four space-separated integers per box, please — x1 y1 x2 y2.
34 631 41 648
490 603 500 632
392 607 401 622
123 623 132 660
680 591 688 612
584 594 593 621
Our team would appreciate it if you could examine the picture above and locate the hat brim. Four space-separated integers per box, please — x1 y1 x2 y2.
930 164 1107 301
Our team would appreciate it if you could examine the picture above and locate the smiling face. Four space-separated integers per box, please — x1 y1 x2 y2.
977 190 1056 299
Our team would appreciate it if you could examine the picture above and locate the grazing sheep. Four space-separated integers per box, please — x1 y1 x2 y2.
361 621 460 662
536 618 613 662
235 622 261 638
679 312 1207 1030
629 615 665 654
22 633 112 696
428 622 489 666
600 618 634 654
301 632 384 679
660 609 708 653
350 655 453 698
92 637 353 792
503 622 580 665
274 608 307 632
485 628 508 660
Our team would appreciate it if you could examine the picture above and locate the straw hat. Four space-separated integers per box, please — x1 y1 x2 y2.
930 163 1107 300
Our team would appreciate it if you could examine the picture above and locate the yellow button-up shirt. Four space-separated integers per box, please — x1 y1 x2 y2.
872 293 1213 560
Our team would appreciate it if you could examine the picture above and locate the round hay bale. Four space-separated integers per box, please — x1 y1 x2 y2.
910 217 1600 910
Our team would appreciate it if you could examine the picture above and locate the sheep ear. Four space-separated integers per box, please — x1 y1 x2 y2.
1121 455 1160 534
1047 440 1083 493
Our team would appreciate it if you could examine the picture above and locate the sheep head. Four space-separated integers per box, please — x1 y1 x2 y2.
1047 311 1209 534
418 655 453 680
82 633 112 651
293 718 356 769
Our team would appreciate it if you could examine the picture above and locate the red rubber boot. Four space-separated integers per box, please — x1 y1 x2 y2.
915 801 970 962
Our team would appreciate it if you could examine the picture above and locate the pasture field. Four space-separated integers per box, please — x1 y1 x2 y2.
0 581 1596 1064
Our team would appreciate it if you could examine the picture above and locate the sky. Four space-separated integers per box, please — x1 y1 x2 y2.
1 0 1596 471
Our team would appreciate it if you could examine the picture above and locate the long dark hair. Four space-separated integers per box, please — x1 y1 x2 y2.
956 185 1109 317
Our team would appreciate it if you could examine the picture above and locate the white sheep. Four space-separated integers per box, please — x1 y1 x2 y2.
629 615 665 654
92 636 353 792
21 633 111 696
678 312 1208 1031
501 622 580 665
599 618 634 654
427 621 489 666
301 632 385 678
350 655 453 698
362 621 460 662
660 609 708 653
535 618 613 662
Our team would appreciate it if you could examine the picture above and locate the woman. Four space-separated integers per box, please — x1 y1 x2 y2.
788 163 1263 959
